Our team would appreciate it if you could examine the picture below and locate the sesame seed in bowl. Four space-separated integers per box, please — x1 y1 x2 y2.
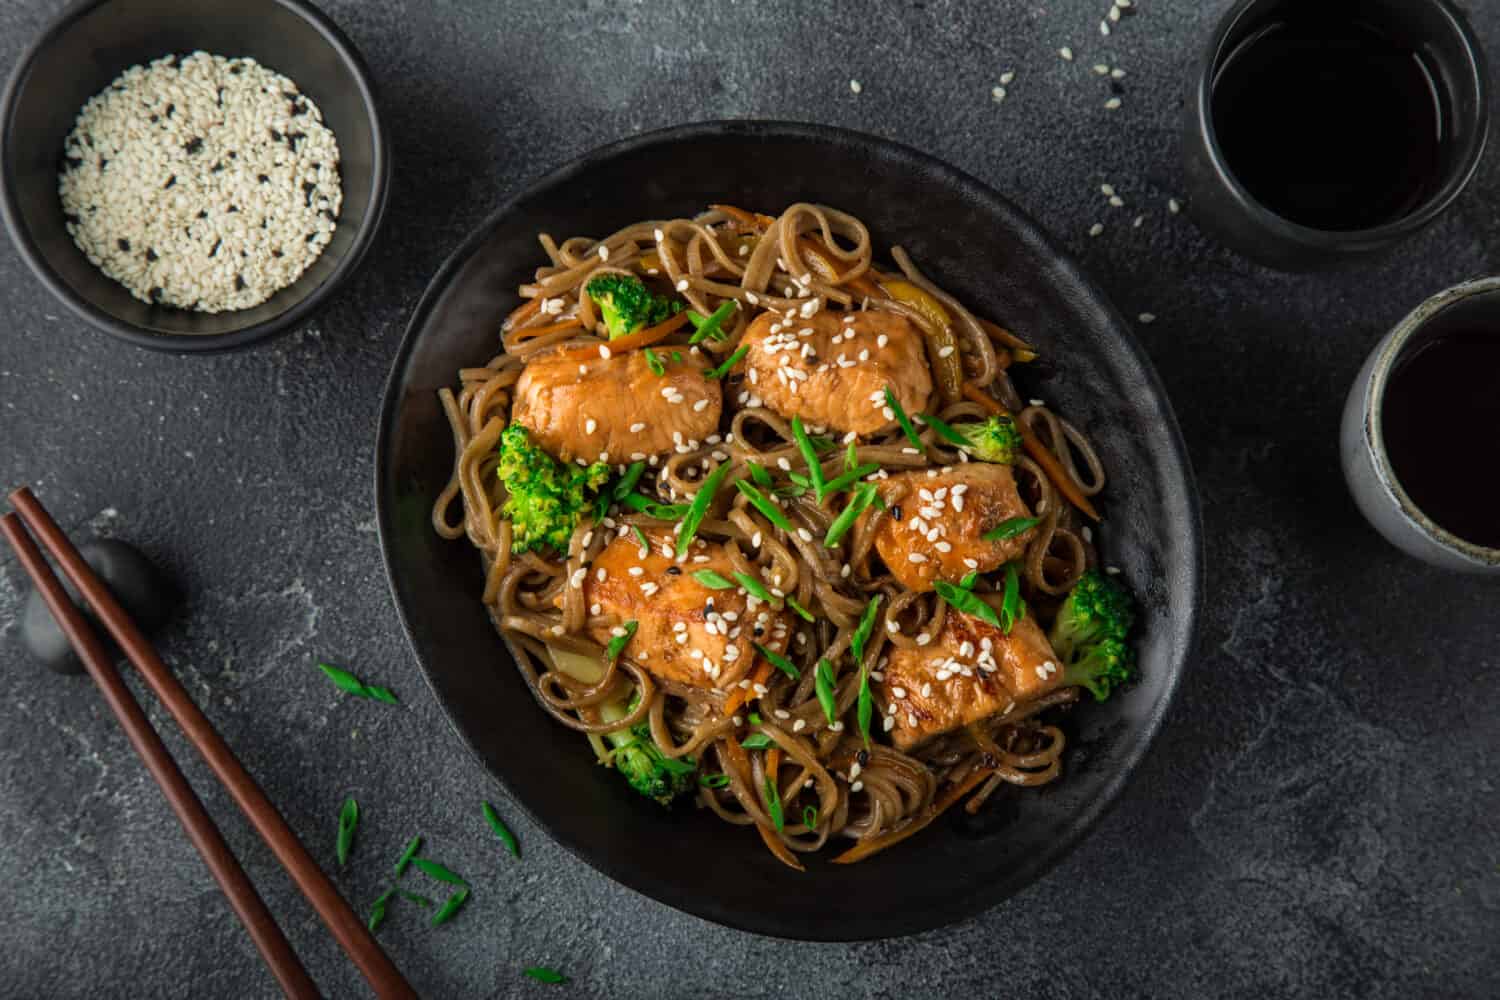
1 0 390 353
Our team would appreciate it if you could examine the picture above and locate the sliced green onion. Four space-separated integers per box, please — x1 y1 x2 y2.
411 857 467 886
643 347 666 376
620 492 688 519
786 595 815 623
612 461 646 500
885 386 923 449
1001 562 1022 634
688 300 737 343
364 685 398 705
818 463 881 498
824 482 879 547
525 967 568 985
772 484 808 499
671 350 684 364
803 804 821 829
318 663 397 704
397 890 433 907
741 733 775 750
336 797 358 866
367 886 395 931
983 516 1041 542
735 480 793 531
394 835 422 877
748 462 773 488
431 887 470 927
856 667 873 747
787 471 811 488
960 570 979 590
699 772 731 789
815 659 837 725
676 461 732 555
704 344 748 379
632 525 651 553
934 580 1002 629
851 595 882 665
754 643 800 680
693 569 735 589
845 439 858 473
807 434 837 453
791 416 827 499
734 572 775 604
762 775 784 832
917 410 970 448
748 712 763 725
482 801 519 858
605 620 638 662
657 755 696 776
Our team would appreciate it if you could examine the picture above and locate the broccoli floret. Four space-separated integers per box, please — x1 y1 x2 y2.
600 697 695 806
953 415 1024 464
585 273 680 339
496 425 609 554
1048 569 1137 702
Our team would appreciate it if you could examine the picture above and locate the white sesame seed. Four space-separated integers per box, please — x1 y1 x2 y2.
629 422 646 434
1100 20 1111 35
1104 97 1122 110
1109 195 1125 208
1094 65 1111 77
1089 223 1105 237
628 566 643 577
1059 46 1074 61
675 278 689 292
916 633 931 646
937 345 955 358
991 86 1007 102
907 553 928 564
1134 214 1145 228
584 418 598 435
1106 565 1122 575
1109 5 1121 22
1139 312 1157 324
1169 198 1182 214
849 79 862 94
1000 70 1015 85
596 568 607 582
1112 68 1127 79
598 344 612 359
883 716 896 732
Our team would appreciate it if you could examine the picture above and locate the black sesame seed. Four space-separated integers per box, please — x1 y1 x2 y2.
268 127 282 142
666 565 682 575
145 248 158 262
271 249 283 258
162 175 175 190
183 137 203 155
257 173 269 184
196 209 208 219
856 749 870 767
98 156 108 170
752 625 765 637
117 238 130 252
226 205 238 213
890 505 903 520
209 239 221 258
148 286 163 302
165 103 174 117
1110 81 1126 96
234 274 246 291
210 161 224 173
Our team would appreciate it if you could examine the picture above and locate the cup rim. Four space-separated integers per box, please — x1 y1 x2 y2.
1362 276 1500 567
1196 0 1490 253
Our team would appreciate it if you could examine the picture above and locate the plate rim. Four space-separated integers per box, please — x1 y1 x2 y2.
374 118 1205 940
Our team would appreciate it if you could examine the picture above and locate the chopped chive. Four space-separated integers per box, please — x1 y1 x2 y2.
688 300 737 343
632 525 651 553
983 516 1041 542
748 462 773 488
803 804 821 829
431 887 470 927
606 620 638 662
734 480 793 531
771 484 808 499
671 350 684 364
787 471 812 488
885 386 923 449
367 886 395 931
934 580 1002 629
676 461 732 555
791 416 827 500
482 801 520 858
845 439 858 473
1001 562 1022 634
741 733 775 750
612 461 646 500
317 663 397 704
815 659 837 725
851 595 882 665
786 595 815 622
960 570 979 590
824 481 879 547
394 834 422 876
643 347 666 376
364 685 398 705
818 462 881 497
754 643 800 680
704 344 749 379
336 797 358 866
917 410 970 448
807 434 838 454
397 889 433 907
657 754 696 776
524 967 568 985
620 492 689 519
733 571 775 604
748 712 763 725
762 775 784 832
411 857 467 886
699 772 731 789
693 569 735 589
856 667 873 747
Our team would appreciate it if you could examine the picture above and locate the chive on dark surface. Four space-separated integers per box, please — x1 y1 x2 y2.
524 967 569 985
791 416 827 499
431 887 470 927
483 800 520 858
762 775 785 832
318 663 398 704
335 797 358 866
687 300 737 343
394 834 422 876
748 462 773 488
411 857 467 886
850 595 882 665
675 461 732 555
815 659 837 724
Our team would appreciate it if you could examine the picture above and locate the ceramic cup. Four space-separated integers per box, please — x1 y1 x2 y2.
1341 277 1500 574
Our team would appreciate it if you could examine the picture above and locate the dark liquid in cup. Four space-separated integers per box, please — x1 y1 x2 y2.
1211 12 1446 231
1381 332 1500 549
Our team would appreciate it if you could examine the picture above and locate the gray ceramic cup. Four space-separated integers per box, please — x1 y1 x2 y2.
1341 276 1500 574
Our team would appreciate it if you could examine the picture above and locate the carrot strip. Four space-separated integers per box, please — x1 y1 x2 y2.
978 317 1038 360
604 311 690 353
502 296 542 332
962 384 1101 522
756 821 805 871
830 767 996 865
766 748 782 781
508 317 581 343
710 203 764 231
723 657 774 717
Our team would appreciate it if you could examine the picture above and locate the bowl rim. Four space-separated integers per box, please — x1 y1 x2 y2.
0 0 392 354
374 119 1205 939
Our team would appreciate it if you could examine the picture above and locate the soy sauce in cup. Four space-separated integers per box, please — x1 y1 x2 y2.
1211 9 1445 231
1381 329 1500 549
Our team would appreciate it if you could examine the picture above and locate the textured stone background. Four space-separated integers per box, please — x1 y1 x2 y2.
2 1 1498 997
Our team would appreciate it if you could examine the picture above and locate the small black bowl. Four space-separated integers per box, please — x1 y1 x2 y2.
377 121 1204 940
0 0 390 353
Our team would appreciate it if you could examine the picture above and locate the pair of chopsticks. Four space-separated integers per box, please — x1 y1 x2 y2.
1 487 415 999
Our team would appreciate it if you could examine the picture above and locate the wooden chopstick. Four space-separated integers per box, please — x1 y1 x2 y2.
0 513 321 999
5 487 417 999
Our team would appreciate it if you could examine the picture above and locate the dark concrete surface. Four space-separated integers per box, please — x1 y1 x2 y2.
2 1 1497 996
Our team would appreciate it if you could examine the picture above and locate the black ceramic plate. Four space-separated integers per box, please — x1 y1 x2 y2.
376 121 1202 940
